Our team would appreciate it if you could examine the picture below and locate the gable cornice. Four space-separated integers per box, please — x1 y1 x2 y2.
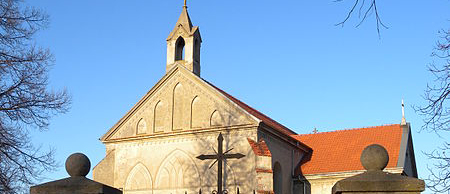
100 65 181 141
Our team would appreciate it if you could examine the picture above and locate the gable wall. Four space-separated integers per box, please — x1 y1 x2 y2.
402 132 418 177
95 67 267 193
106 68 257 141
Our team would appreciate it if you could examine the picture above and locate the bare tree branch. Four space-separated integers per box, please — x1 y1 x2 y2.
416 30 450 134
0 0 71 193
425 143 450 193
415 29 450 193
336 0 388 38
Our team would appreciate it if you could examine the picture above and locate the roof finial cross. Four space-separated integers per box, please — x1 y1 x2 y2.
401 99 406 125
184 0 187 7
312 128 319 134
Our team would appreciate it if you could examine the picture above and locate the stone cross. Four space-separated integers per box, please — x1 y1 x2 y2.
196 133 245 194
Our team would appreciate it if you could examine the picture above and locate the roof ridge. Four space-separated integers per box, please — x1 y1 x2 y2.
294 123 401 137
202 79 297 135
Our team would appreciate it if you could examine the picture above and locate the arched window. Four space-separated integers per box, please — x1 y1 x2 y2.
172 83 185 130
154 101 164 132
124 163 153 192
175 36 185 61
210 110 223 127
155 150 201 191
273 162 283 194
136 118 147 134
191 96 201 128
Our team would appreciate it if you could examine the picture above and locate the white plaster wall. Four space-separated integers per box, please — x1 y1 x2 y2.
309 179 343 194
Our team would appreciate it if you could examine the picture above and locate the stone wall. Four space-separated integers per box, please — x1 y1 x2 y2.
258 128 305 194
95 128 258 194
304 167 404 194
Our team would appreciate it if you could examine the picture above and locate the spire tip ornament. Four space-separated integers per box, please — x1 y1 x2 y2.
401 99 406 125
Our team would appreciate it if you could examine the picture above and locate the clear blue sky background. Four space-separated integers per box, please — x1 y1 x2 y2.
27 0 450 192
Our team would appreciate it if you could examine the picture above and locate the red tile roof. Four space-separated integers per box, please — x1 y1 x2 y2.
248 138 272 156
292 124 404 175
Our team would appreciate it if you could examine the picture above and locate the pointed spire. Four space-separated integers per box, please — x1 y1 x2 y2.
175 3 193 31
166 2 201 76
401 99 406 125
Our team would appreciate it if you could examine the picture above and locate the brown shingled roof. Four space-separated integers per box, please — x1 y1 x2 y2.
292 124 404 175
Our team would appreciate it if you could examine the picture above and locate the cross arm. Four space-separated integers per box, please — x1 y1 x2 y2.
196 154 219 160
224 153 245 159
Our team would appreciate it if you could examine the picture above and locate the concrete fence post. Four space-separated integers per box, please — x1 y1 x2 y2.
332 144 425 194
30 153 122 194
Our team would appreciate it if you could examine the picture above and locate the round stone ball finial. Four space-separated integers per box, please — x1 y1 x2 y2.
65 153 91 177
360 144 389 171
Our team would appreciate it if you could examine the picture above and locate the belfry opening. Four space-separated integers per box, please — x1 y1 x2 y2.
165 4 201 76
175 36 185 61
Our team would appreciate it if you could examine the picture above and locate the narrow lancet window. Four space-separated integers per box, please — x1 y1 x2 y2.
172 83 185 130
194 38 200 63
175 37 185 61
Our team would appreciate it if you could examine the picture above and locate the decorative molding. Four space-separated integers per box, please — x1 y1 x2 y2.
124 162 153 191
105 125 258 144
154 149 201 189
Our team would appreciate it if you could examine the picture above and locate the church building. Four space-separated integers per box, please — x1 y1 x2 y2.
93 4 418 194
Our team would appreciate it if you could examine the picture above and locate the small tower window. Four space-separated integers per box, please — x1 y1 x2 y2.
175 37 185 61
194 38 200 63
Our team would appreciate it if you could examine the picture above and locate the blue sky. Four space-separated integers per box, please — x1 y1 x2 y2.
27 0 450 191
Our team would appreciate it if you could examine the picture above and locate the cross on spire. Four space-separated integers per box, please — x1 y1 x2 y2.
184 0 187 7
196 133 245 194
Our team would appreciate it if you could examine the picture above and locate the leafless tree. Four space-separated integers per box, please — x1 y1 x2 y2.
0 0 71 193
416 29 450 193
425 142 450 193
336 0 388 37
337 1 450 191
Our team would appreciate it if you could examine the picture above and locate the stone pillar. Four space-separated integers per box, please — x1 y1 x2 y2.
248 138 274 193
30 153 122 194
332 144 425 194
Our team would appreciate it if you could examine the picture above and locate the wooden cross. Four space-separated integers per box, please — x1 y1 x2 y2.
197 133 245 194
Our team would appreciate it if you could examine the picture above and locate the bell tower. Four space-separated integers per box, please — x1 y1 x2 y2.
166 3 202 76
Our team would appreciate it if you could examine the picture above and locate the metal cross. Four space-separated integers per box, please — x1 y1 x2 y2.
196 133 245 194
184 0 187 7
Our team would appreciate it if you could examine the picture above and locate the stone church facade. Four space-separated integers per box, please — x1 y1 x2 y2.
93 4 418 194
93 5 311 194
